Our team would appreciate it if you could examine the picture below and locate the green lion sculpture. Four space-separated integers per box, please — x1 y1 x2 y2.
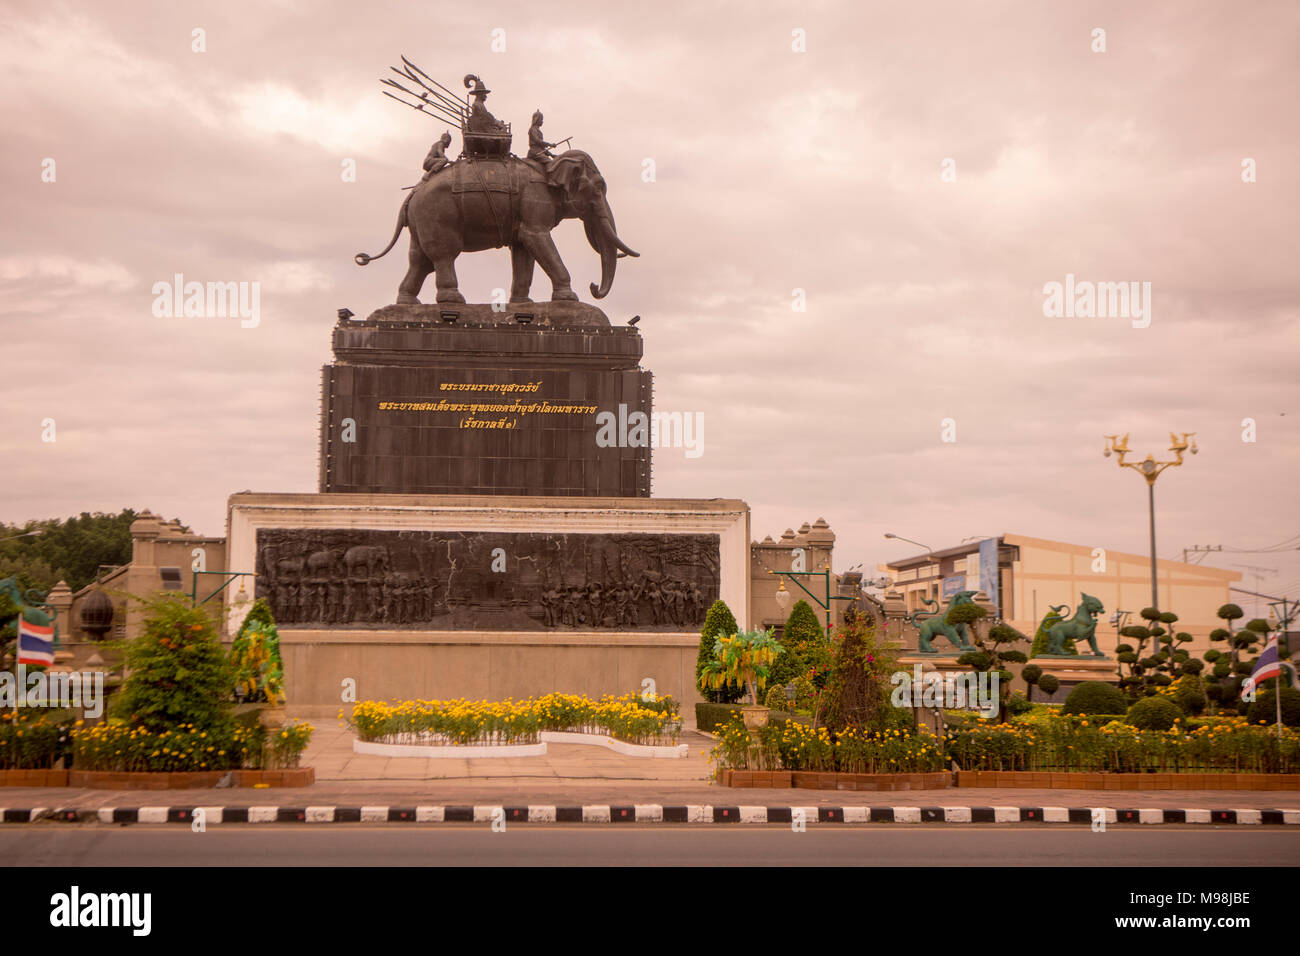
0 576 59 647
910 590 978 654
1044 593 1105 656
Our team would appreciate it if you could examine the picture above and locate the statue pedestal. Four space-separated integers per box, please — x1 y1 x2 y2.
897 654 975 672
225 492 749 715
320 305 652 496
1029 655 1119 686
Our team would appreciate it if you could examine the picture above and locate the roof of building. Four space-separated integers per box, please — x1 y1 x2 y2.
884 533 1242 581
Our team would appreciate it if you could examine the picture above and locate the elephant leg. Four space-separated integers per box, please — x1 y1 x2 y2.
397 242 433 305
509 244 536 302
432 256 466 304
518 228 577 301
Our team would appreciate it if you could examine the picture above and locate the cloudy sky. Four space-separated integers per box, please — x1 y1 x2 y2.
3 0 1297 606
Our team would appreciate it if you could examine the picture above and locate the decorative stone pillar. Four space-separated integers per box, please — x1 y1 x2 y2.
46 580 73 643
882 590 910 649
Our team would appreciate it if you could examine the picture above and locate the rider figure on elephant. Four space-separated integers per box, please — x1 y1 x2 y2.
528 110 556 166
465 75 505 133
420 131 454 183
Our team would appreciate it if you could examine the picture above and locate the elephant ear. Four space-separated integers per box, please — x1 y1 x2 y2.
546 155 587 198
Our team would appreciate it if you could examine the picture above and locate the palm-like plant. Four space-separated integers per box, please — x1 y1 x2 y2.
698 628 785 705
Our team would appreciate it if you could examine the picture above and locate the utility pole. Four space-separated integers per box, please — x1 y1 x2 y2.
1183 544 1222 564
1227 567 1279 621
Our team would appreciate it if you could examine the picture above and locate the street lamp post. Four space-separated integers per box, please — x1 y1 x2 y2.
190 570 257 607
1103 432 1197 612
768 565 855 631
884 532 939 610
884 533 933 554
0 530 42 543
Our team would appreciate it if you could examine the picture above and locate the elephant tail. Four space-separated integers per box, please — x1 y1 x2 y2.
355 193 411 266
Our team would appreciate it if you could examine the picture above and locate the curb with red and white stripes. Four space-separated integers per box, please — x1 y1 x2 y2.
4 804 1300 825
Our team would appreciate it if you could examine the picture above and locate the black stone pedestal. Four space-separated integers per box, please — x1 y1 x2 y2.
319 303 653 496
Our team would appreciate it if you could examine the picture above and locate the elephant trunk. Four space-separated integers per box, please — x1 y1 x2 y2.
585 205 639 300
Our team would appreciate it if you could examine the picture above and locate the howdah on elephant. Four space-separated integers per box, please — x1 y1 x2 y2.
356 150 638 305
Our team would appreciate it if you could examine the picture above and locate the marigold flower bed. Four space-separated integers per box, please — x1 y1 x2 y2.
711 719 947 775
347 693 683 748
946 714 1300 774
710 712 1300 781
70 720 313 773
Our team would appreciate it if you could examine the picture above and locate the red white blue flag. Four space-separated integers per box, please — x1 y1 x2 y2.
16 618 54 666
1241 634 1283 699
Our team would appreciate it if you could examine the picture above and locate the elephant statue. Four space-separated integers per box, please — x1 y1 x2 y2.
356 150 639 305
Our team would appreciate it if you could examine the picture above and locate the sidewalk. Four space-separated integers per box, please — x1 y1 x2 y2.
304 723 716 785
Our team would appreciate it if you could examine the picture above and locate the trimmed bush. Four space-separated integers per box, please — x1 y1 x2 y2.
695 701 742 734
695 600 742 704
1126 695 1183 731
1005 692 1033 716
1037 674 1061 696
1245 686 1300 728
764 685 788 710
1172 674 1207 715
1061 680 1128 716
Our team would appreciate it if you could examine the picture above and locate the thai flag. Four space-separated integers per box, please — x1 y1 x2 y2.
16 618 54 666
1241 633 1284 699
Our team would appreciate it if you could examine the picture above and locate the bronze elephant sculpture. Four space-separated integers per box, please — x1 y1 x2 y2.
356 150 638 305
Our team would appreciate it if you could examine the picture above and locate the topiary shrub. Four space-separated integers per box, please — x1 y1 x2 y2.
1245 686 1300 728
1061 680 1128 716
1005 692 1033 716
1037 673 1061 697
1172 674 1207 715
764 684 788 710
112 594 234 734
695 600 743 704
1126 695 1183 730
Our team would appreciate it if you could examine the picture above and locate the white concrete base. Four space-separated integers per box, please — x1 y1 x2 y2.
352 731 687 759
538 730 688 759
354 739 547 759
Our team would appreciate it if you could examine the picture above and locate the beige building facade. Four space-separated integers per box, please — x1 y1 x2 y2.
881 533 1242 655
